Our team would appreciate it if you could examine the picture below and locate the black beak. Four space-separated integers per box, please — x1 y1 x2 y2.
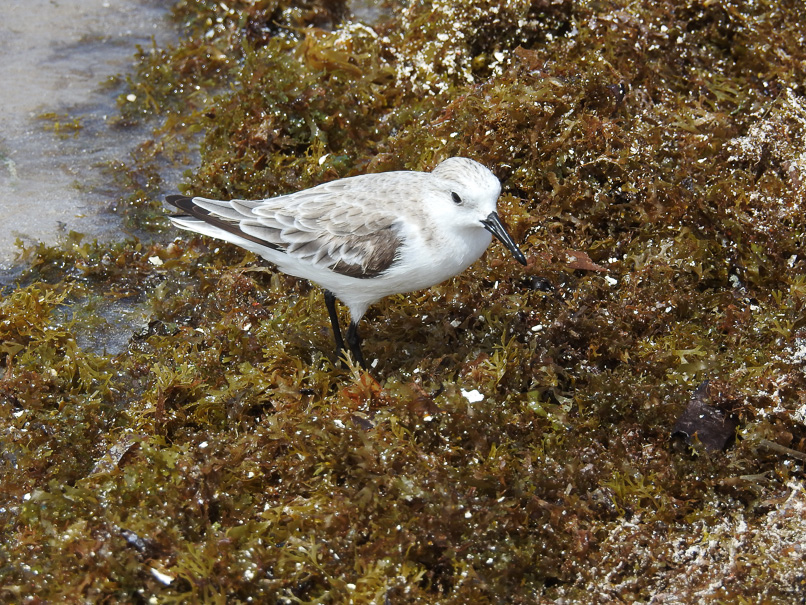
481 212 527 265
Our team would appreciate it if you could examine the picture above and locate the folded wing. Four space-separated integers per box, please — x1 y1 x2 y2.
166 182 402 279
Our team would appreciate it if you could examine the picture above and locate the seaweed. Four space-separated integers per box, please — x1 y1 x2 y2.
2 0 806 602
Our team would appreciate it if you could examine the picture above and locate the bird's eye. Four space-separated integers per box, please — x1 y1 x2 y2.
451 192 463 205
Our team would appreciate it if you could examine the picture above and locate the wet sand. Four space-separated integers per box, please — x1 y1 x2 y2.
0 0 175 267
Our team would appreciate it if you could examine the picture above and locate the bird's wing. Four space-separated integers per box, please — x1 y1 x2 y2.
167 173 418 279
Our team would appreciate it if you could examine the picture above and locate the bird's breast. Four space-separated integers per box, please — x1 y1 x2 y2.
388 226 493 291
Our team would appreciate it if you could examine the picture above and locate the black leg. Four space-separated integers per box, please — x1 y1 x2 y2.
346 321 366 369
323 290 346 360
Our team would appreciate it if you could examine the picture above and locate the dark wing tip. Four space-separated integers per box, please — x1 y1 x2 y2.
165 194 195 212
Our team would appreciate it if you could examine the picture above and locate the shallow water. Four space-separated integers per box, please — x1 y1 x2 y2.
0 0 176 268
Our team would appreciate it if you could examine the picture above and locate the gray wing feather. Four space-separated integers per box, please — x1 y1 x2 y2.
198 174 416 278
193 198 246 221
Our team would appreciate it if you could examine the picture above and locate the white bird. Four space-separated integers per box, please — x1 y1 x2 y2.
166 157 527 367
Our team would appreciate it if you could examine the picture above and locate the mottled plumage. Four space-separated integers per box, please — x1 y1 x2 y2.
167 157 527 367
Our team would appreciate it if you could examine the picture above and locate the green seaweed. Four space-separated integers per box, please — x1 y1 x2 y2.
2 0 806 602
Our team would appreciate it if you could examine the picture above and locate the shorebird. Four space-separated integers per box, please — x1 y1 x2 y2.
167 157 527 367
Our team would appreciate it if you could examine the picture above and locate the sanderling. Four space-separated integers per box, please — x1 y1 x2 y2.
167 157 527 367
